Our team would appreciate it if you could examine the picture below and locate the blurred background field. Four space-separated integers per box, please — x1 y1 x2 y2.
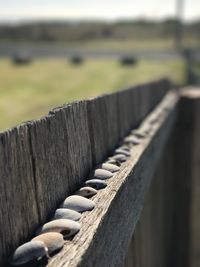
0 58 184 130
0 0 199 131
0 19 199 49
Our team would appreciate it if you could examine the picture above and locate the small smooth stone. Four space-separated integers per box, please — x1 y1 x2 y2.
91 169 113 180
40 219 80 238
106 158 121 166
124 135 141 145
115 148 130 157
163 106 170 111
112 154 127 162
118 145 130 151
9 241 48 266
131 130 146 138
75 186 97 198
54 208 81 221
61 195 95 212
149 117 158 124
140 125 151 134
32 232 64 255
100 163 120 173
159 110 165 116
142 124 152 134
84 179 107 189
149 111 160 122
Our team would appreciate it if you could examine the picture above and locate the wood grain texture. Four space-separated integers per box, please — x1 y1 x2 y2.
0 79 170 266
28 100 93 225
123 87 200 267
168 90 198 267
179 89 200 267
45 91 179 267
190 93 200 267
123 130 176 267
0 125 40 265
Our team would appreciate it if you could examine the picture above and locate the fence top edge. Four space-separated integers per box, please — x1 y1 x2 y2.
180 87 200 99
0 78 169 137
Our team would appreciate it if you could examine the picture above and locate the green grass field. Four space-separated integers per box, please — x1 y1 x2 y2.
0 58 185 130
9 32 200 51
9 36 199 50
11 38 175 50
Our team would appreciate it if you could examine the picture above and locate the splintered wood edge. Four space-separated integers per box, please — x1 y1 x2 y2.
45 91 179 267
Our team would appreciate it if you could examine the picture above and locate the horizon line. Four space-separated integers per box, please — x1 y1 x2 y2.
0 15 199 25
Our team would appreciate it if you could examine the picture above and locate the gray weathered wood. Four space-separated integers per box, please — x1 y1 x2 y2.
165 88 200 267
179 89 200 267
28 101 93 225
0 79 169 266
123 87 200 267
46 91 178 267
0 125 40 265
189 90 200 267
123 130 176 267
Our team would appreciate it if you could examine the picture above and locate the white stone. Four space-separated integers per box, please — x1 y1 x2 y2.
91 169 113 180
54 208 81 221
61 195 95 212
100 163 120 173
40 219 80 238
9 241 48 266
112 154 127 162
115 148 130 157
84 179 107 190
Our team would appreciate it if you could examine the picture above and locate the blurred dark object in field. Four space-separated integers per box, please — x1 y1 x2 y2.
12 52 32 65
120 57 137 66
70 56 84 65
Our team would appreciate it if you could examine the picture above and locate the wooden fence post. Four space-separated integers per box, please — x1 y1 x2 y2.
159 88 200 267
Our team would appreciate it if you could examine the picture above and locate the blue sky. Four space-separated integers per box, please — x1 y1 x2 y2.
0 0 199 22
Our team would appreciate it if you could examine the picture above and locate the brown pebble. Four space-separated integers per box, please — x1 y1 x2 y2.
32 232 64 255
75 186 97 198
40 219 80 239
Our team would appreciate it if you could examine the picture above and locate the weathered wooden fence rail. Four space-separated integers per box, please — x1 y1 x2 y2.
124 88 200 267
0 79 199 267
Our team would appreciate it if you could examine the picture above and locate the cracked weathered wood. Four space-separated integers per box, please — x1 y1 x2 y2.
0 79 170 266
123 87 200 267
187 89 200 267
123 123 177 267
46 91 179 267
173 89 200 267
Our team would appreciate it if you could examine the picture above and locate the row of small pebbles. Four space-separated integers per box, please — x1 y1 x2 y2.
9 121 154 266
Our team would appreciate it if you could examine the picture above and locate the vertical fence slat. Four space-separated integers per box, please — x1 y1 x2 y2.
28 100 93 225
0 126 40 266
